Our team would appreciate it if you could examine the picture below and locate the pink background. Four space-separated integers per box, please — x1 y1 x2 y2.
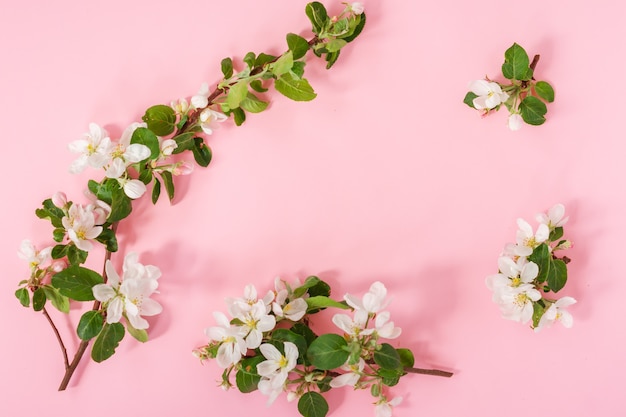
1 0 624 415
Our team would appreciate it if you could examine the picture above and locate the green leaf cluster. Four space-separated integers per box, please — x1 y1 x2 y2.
306 2 366 68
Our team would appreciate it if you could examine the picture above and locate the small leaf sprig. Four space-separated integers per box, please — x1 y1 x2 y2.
194 277 453 417
15 1 366 391
486 204 576 330
464 43 555 130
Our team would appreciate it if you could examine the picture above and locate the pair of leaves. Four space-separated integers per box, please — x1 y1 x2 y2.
15 285 69 313
528 242 568 292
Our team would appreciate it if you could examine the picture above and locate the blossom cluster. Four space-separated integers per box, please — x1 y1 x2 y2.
194 278 425 417
486 204 575 330
464 43 555 130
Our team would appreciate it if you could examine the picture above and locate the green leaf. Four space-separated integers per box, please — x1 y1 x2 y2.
374 343 402 371
535 81 555 103
271 329 308 362
547 258 568 293
528 243 551 284
293 276 321 298
287 33 310 60
291 61 306 78
160 171 175 201
240 93 269 113
254 53 277 68
42 285 70 313
95 227 118 252
501 43 530 80
243 52 256 68
67 245 88 265
141 105 177 136
126 320 148 343
109 181 133 222
235 355 265 393
323 39 347 53
32 287 46 311
306 296 349 311
377 367 402 387
227 81 249 109
138 164 153 185
77 310 104 341
232 107 246 126
221 57 234 79
549 226 564 241
463 91 478 109
249 80 268 93
307 333 349 370
15 287 30 307
51 265 104 301
152 177 161 204
298 392 329 417
324 50 340 69
290 322 317 347
171 132 196 154
51 244 68 260
519 96 547 125
91 322 125 363
131 127 161 160
342 13 366 43
305 2 329 34
52 228 65 242
271 51 294 77
396 348 415 368
192 138 212 167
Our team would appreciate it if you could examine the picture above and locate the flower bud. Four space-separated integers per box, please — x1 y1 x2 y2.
52 191 68 208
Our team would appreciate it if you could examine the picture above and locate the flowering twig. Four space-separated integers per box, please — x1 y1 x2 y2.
195 278 452 417
464 43 554 130
15 1 367 391
486 204 576 330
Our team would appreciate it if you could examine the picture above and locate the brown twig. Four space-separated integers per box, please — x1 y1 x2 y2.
57 222 118 391
404 366 453 378
42 306 69 369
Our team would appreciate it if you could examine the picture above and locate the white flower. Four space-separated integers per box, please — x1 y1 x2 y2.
227 284 274 317
332 309 373 337
258 379 283 406
205 311 247 368
62 204 103 252
160 139 177 156
535 296 576 331
18 240 52 270
272 286 308 322
350 2 364 14
234 300 276 349
330 358 364 388
536 203 568 229
508 113 523 131
374 311 401 339
468 80 509 110
257 342 298 388
92 252 162 329
170 98 189 115
191 82 210 109
375 396 403 417
498 284 542 324
68 123 113 173
199 108 228 135
514 218 549 257
486 257 541 324
344 281 391 314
